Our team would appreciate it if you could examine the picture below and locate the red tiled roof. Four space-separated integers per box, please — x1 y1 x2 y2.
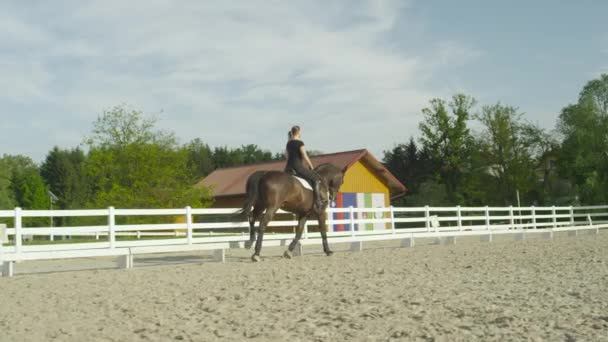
195 149 406 197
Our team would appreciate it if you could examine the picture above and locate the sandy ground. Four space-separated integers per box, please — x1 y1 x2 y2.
1 232 607 341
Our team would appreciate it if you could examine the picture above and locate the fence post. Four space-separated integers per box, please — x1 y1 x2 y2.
485 206 490 231
327 208 334 233
509 206 515 229
389 206 395 235
50 220 54 241
425 206 430 232
303 221 309 240
531 206 536 229
551 206 557 229
456 205 462 231
0 224 4 266
108 206 115 249
15 207 22 254
349 206 356 237
0 223 6 246
186 206 193 245
569 206 575 227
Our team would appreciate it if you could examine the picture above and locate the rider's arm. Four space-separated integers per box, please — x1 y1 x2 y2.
299 145 314 170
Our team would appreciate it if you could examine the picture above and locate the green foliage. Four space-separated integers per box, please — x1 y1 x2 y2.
185 138 215 180
211 144 274 169
0 155 46 210
86 144 211 208
383 137 434 198
557 73 608 204
474 103 550 205
0 155 19 209
84 106 212 210
419 94 476 204
239 144 274 164
402 179 449 207
7 157 49 227
10 169 48 210
40 147 92 209
84 105 176 148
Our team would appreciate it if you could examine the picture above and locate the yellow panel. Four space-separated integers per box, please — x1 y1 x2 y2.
340 161 390 205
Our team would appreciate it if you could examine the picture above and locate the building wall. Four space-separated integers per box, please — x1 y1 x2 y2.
213 196 245 209
340 160 390 205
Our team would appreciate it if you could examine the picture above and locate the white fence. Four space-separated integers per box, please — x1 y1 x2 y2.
1 205 607 277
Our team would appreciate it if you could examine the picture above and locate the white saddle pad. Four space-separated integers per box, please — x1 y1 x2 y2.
293 176 313 190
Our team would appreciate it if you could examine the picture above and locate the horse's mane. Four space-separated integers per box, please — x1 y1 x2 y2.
314 163 341 173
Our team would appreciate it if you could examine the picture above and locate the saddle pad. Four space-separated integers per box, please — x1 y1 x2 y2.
293 176 313 190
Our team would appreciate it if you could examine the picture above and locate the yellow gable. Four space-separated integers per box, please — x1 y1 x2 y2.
340 160 390 204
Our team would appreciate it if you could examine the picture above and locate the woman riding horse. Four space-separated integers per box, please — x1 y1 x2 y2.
284 125 325 212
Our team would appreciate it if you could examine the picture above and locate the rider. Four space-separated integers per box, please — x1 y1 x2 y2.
284 125 325 211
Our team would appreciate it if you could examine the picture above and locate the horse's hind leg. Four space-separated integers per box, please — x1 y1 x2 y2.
252 206 278 262
245 205 263 249
284 215 307 259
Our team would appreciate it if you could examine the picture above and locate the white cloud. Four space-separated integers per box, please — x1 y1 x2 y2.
0 0 484 161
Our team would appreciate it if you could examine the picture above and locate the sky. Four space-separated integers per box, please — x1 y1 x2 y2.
1 1 607 163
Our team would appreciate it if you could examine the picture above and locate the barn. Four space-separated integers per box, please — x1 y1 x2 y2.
195 149 407 231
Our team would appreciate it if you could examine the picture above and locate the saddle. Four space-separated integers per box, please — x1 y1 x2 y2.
285 170 313 190
293 176 313 190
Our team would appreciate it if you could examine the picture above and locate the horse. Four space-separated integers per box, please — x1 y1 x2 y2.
240 163 345 262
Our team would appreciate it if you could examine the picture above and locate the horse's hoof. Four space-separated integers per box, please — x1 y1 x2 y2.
283 250 293 259
251 255 261 262
325 250 334 256
244 241 253 249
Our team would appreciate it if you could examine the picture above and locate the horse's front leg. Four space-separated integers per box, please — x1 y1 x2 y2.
318 210 333 256
284 215 307 259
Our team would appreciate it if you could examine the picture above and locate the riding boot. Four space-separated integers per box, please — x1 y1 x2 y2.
312 180 325 212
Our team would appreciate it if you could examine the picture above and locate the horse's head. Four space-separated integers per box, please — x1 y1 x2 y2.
315 163 345 203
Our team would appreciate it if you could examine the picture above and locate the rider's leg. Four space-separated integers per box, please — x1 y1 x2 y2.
296 167 325 211
294 167 324 211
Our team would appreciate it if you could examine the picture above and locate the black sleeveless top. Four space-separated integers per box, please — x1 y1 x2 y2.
285 139 305 171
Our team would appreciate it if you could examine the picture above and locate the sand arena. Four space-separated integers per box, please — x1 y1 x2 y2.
0 232 607 341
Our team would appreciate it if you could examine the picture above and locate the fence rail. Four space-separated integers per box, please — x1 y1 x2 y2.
1 205 607 277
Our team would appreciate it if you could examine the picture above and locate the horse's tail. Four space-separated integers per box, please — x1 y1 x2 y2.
237 171 266 218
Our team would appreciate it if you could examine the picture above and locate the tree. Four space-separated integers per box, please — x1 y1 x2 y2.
383 137 434 203
419 94 476 204
212 146 243 169
0 155 43 209
84 106 212 210
210 144 274 169
40 147 91 210
558 74 608 204
10 168 48 210
238 144 273 165
402 179 449 207
474 103 550 205
184 139 215 180
84 105 176 149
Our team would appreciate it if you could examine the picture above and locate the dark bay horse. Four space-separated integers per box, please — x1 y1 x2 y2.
240 163 345 261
